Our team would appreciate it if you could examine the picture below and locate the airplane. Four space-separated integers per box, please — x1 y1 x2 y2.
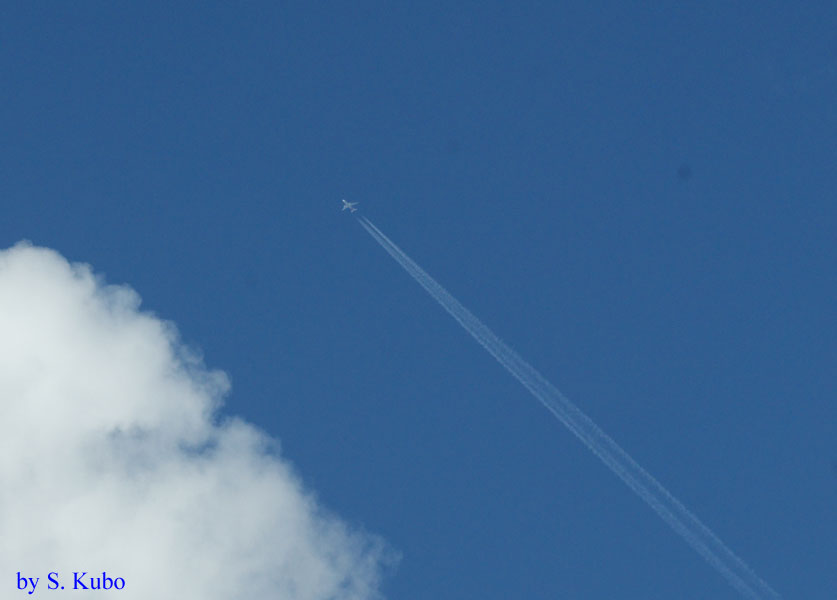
341 199 359 213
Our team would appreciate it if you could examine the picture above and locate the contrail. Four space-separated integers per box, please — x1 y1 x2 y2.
357 215 780 600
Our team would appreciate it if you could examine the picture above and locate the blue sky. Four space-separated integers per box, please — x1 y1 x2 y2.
2 3 835 598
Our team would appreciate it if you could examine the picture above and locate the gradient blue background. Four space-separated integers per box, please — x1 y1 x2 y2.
2 3 834 598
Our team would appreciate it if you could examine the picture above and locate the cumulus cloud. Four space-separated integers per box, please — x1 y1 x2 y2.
0 242 394 599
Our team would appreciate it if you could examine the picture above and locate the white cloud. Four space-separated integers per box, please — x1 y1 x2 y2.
0 242 394 598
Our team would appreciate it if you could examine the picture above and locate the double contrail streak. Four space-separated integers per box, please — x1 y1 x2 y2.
358 215 780 600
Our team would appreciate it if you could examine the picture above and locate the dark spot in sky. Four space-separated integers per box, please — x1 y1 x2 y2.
677 164 692 181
